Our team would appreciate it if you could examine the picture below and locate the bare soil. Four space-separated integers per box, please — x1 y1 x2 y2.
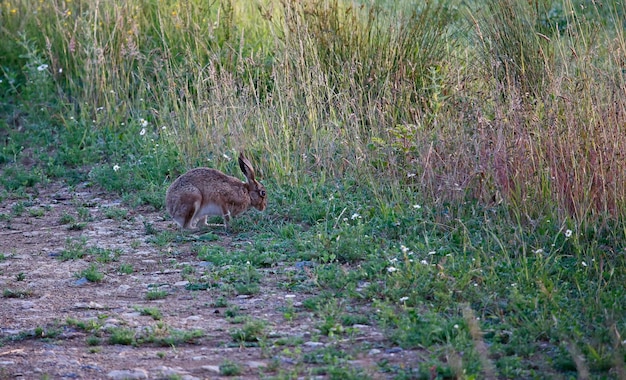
0 183 420 379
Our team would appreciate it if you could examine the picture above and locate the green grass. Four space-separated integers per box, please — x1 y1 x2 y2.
1 0 626 377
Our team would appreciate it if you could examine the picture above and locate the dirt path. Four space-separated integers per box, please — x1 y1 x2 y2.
0 183 419 379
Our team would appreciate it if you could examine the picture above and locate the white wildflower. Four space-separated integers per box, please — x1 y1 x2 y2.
420 260 428 265
351 213 361 220
413 204 421 209
37 64 48 71
565 229 572 238
581 261 587 267
139 118 148 127
428 251 436 255
453 324 459 329
140 128 146 136
400 245 409 254
113 164 120 172
389 258 398 264
535 248 544 255
387 266 397 273
399 297 409 302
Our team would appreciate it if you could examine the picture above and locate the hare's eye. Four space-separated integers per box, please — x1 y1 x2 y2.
259 190 266 198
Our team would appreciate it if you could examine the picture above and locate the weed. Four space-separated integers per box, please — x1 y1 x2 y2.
219 360 242 376
86 336 101 346
145 290 169 300
102 206 130 221
135 306 162 320
212 296 228 308
230 319 266 343
77 264 104 283
118 263 134 274
108 327 135 345
57 237 88 261
3 288 33 298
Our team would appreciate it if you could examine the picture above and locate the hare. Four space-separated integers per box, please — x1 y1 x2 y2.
165 153 267 229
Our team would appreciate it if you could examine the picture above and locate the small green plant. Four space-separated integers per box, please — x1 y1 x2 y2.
78 264 104 283
136 306 163 320
66 317 101 332
118 263 134 274
108 327 135 345
102 206 130 221
59 213 75 224
212 296 228 308
86 336 101 346
58 237 88 260
145 290 169 300
15 272 25 281
77 206 92 221
89 246 121 263
28 207 45 217
230 319 266 343
3 288 33 298
219 360 242 376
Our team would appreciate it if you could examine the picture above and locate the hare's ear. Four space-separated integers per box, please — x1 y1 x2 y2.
238 153 256 182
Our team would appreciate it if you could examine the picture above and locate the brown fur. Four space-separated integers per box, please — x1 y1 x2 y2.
165 154 267 229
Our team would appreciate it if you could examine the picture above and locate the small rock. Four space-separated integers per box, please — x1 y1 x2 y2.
174 281 190 287
153 366 189 376
368 349 381 355
16 301 36 309
352 324 369 329
303 341 325 348
73 277 89 286
200 365 221 374
74 302 106 309
0 361 15 366
247 361 267 369
295 261 315 270
385 347 403 354
117 285 131 293
107 369 148 380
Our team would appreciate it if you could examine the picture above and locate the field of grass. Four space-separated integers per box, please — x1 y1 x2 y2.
1 0 626 378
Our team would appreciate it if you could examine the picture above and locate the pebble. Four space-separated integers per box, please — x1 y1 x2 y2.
73 277 89 286
16 300 36 309
200 365 221 374
247 361 267 369
303 341 325 348
368 349 382 355
295 261 315 270
385 347 403 354
117 285 131 293
107 369 148 380
174 280 190 287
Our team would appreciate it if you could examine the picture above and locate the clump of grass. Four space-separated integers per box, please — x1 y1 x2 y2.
57 237 88 261
145 290 169 300
219 360 242 376
230 319 267 343
135 306 162 320
77 264 104 283
3 288 34 298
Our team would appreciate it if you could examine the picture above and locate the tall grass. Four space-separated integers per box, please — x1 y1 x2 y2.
2 0 625 223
